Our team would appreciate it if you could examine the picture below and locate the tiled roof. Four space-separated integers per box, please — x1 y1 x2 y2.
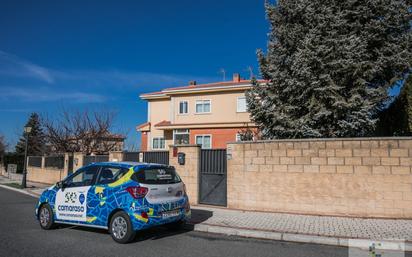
136 122 151 129
154 120 172 127
141 79 266 97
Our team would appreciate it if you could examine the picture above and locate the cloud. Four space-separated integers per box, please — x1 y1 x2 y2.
0 50 220 104
0 87 106 103
0 51 54 83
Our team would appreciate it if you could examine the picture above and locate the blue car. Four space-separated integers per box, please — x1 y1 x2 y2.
35 162 191 243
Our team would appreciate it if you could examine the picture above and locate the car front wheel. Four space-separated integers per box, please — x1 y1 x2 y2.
109 211 135 244
39 204 55 230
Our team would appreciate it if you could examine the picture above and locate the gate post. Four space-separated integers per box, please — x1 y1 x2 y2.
169 145 201 205
73 152 84 171
109 151 124 162
63 153 70 178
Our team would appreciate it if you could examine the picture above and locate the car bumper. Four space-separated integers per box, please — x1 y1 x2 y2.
129 198 191 231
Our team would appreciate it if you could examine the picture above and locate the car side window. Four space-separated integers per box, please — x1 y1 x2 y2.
64 165 100 187
96 166 129 185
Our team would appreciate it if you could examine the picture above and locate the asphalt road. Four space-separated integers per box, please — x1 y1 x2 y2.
0 187 386 257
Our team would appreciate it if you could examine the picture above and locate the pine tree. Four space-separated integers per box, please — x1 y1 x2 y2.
15 113 46 155
376 75 412 136
247 0 412 139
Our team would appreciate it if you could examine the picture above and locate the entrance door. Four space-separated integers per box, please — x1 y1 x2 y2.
199 149 227 206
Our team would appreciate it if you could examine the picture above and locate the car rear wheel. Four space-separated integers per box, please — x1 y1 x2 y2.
39 204 55 230
109 211 135 244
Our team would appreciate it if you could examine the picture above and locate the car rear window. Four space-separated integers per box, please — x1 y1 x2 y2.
132 167 181 184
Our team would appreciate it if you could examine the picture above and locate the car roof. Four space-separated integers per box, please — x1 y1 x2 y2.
86 161 170 170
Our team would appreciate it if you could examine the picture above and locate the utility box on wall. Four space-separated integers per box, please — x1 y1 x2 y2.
177 152 185 165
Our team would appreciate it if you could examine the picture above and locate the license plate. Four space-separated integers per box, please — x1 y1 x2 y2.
162 210 180 219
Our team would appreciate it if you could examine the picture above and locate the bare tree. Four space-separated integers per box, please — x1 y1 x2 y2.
0 134 7 159
42 109 125 155
237 124 260 142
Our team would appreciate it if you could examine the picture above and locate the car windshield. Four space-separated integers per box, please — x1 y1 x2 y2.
132 167 181 184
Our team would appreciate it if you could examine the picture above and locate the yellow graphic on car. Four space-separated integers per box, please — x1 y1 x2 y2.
108 168 134 188
86 216 97 223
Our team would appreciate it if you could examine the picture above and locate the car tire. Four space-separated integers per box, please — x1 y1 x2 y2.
109 211 135 244
165 219 186 231
39 204 55 230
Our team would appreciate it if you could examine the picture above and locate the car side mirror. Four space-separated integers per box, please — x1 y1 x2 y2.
56 181 65 189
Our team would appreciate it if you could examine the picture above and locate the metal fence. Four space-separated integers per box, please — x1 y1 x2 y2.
123 152 140 162
123 151 169 165
83 155 109 166
28 156 42 167
44 156 65 169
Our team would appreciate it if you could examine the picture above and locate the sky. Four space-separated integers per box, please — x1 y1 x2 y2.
0 0 269 150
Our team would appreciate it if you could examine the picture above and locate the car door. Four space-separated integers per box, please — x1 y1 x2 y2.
54 165 100 224
87 166 130 226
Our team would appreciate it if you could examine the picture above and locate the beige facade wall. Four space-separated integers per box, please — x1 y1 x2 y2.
147 99 172 150
171 91 251 124
169 145 200 205
146 90 253 150
227 138 412 218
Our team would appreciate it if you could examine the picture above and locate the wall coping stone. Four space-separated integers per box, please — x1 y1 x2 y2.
228 137 412 145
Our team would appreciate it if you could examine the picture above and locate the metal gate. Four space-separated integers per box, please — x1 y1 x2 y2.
199 149 227 206
123 151 169 165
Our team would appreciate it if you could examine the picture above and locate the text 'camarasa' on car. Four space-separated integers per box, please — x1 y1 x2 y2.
35 162 191 243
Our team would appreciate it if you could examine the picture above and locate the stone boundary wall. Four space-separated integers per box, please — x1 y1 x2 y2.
168 145 200 205
27 154 70 184
27 166 66 184
227 137 412 218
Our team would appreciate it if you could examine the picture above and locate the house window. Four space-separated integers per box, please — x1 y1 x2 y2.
195 100 211 113
195 135 212 149
173 129 189 145
179 101 188 114
236 132 254 142
152 137 165 149
237 96 247 112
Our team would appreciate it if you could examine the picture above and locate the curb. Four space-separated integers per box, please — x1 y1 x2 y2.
0 184 39 198
192 223 412 252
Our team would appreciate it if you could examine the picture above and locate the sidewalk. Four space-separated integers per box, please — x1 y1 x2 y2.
0 175 51 196
1 175 411 250
190 206 412 250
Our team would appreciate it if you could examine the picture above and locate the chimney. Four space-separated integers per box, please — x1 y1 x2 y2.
233 73 241 82
189 80 197 86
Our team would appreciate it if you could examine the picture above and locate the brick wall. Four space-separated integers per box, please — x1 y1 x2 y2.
190 128 240 149
169 145 200 205
227 138 412 218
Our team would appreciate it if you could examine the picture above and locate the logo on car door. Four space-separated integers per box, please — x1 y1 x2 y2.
56 186 89 222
